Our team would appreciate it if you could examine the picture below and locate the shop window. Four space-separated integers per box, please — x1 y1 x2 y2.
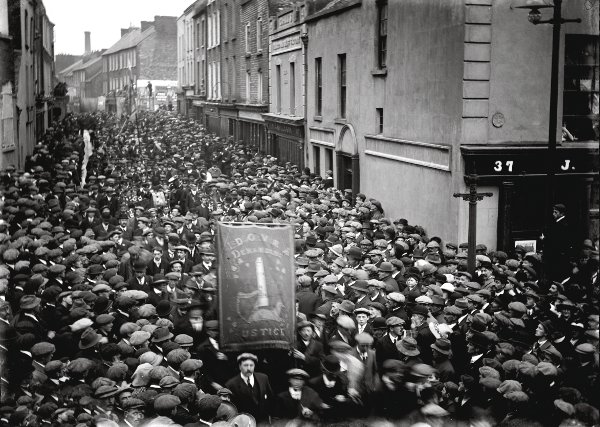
563 34 599 142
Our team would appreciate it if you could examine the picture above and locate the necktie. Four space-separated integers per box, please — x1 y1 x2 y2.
246 378 252 389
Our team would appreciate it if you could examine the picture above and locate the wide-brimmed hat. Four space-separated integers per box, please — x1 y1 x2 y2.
431 338 451 355
79 328 102 349
397 336 420 356
351 280 369 293
151 327 174 343
19 295 41 310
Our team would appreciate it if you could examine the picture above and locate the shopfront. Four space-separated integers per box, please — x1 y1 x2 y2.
263 114 305 169
461 144 599 251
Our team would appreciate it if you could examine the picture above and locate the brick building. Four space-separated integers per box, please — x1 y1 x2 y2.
177 0 293 149
103 16 177 114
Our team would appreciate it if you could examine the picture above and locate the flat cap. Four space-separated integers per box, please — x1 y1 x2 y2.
31 342 55 357
153 394 181 411
180 358 203 372
166 348 190 365
129 331 151 346
386 316 405 326
355 332 374 345
95 314 115 326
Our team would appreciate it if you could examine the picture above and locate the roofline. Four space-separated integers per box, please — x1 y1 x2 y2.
305 0 362 23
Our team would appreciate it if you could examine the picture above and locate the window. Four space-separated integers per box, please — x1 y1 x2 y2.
223 5 228 39
377 0 388 68
314 146 321 175
208 14 212 48
256 17 262 52
24 10 28 49
325 148 334 173
232 56 236 99
315 58 322 116
376 108 384 134
563 34 599 142
257 71 263 102
276 65 281 113
215 10 220 45
216 61 221 99
245 23 251 53
201 18 205 47
246 71 251 101
224 58 229 99
290 62 296 115
338 54 347 118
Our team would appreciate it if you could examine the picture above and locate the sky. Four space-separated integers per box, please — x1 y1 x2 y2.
45 0 191 55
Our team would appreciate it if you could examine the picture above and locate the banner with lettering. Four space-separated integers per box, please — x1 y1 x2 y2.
217 223 295 352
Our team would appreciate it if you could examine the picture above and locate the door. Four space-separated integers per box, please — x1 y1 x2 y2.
337 153 353 193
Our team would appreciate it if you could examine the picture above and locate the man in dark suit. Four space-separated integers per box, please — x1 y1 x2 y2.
92 211 116 239
97 187 120 217
275 369 323 422
374 316 404 371
224 353 273 423
296 277 319 316
544 203 573 281
293 320 324 377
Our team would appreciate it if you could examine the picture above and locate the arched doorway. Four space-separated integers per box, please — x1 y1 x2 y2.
336 124 359 199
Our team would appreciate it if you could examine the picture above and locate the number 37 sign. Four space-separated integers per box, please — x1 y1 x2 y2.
492 158 575 174
462 147 598 177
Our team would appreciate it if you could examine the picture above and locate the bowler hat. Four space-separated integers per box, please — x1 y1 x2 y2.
321 354 340 373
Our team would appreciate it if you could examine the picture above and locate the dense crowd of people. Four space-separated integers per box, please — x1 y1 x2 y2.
0 110 598 427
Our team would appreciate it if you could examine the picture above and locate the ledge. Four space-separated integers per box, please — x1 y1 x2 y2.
371 68 387 77
334 118 347 125
313 115 322 122
364 134 452 172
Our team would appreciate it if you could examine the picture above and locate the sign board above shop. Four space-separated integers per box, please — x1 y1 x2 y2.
271 33 302 55
461 145 599 179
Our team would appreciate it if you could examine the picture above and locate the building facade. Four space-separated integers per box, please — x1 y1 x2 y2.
178 0 291 149
304 0 599 249
1 0 56 170
103 16 177 114
56 32 105 113
262 3 307 168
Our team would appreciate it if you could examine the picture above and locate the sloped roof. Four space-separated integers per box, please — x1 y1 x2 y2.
305 0 361 22
102 26 155 56
71 56 102 72
57 59 83 76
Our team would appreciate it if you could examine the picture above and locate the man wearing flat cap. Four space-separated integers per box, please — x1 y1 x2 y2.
293 320 324 377
374 316 404 371
225 353 273 422
274 369 323 421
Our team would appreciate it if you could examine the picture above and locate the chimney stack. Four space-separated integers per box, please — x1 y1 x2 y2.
84 31 91 55
141 21 152 32
121 28 129 37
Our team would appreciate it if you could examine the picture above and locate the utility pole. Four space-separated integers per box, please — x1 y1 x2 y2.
453 175 493 275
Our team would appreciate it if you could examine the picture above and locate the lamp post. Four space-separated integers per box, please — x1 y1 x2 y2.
514 0 580 270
